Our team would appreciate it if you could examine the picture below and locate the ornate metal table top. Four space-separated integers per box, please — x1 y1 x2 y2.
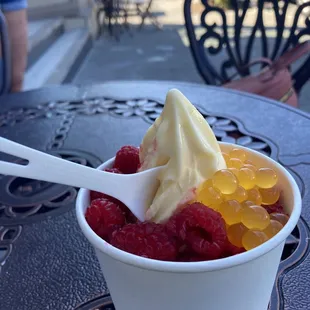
0 81 309 310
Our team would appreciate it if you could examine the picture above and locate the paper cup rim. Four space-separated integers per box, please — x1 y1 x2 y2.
76 142 302 273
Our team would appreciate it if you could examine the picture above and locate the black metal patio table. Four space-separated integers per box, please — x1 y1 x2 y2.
0 81 309 310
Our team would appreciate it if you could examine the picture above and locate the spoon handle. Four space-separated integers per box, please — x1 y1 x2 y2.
0 137 119 195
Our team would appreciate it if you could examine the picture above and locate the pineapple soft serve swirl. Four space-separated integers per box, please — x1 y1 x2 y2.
139 89 226 223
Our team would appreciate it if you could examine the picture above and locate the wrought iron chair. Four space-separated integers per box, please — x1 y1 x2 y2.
184 0 310 94
0 10 11 95
128 0 162 30
95 0 130 40
95 0 161 40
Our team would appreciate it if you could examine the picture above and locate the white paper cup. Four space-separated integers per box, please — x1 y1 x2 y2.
76 143 301 310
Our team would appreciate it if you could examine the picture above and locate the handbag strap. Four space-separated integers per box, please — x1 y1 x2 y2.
244 58 273 67
226 42 310 82
228 58 272 80
272 41 310 71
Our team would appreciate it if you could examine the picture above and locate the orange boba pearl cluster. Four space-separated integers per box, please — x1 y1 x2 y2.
195 148 289 251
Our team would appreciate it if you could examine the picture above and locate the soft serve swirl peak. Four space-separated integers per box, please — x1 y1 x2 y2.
139 89 226 223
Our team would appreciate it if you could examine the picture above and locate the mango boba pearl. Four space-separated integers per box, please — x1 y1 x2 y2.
238 167 256 190
196 180 223 208
227 223 248 248
218 200 243 225
270 213 289 226
263 220 283 238
212 169 238 194
225 186 248 203
228 167 239 177
241 200 255 208
229 148 247 162
247 188 263 205
243 163 257 172
259 187 280 205
242 230 269 250
222 152 230 163
241 205 270 230
227 158 243 169
256 168 278 188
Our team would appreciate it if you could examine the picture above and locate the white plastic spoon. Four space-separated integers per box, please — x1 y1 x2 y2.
0 137 163 221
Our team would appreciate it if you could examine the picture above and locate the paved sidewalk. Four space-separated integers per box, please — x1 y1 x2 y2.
73 0 310 112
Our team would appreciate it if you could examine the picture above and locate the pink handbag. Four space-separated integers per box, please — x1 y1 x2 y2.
223 42 310 108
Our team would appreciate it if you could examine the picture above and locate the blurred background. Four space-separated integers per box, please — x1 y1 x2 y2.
19 0 310 111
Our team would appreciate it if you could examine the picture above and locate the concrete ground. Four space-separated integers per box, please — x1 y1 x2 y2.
73 0 310 112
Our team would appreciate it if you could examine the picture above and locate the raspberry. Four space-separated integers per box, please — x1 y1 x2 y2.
111 222 177 261
118 202 138 224
90 193 137 224
85 198 126 241
264 201 284 214
90 191 121 203
174 203 227 259
90 191 107 201
176 244 206 262
113 145 140 174
177 252 206 262
90 168 122 201
222 242 245 258
165 213 178 237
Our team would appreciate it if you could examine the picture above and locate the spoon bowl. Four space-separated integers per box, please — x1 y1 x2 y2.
0 137 163 221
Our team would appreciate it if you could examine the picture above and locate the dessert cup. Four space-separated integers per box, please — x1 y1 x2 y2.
76 143 301 310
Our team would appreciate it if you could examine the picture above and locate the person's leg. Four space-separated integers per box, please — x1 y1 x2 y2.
2 0 28 92
4 9 27 92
